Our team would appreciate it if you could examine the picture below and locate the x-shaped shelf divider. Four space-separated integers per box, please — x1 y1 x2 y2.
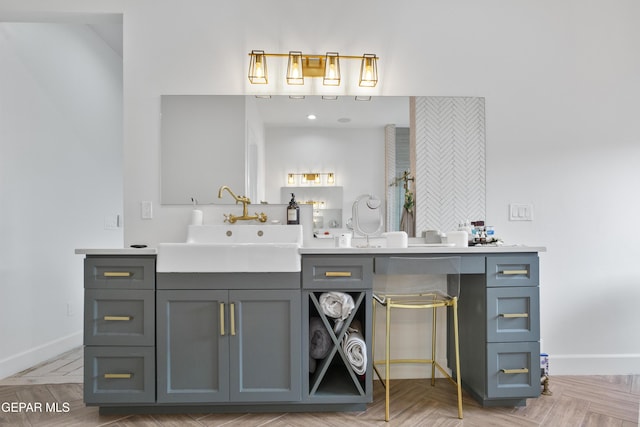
309 291 366 396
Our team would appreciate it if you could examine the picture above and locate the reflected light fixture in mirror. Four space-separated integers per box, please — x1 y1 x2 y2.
248 51 378 87
287 172 335 186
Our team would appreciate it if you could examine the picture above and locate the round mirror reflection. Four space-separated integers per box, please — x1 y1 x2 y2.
352 194 384 247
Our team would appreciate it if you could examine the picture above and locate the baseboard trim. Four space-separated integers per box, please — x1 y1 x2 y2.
550 354 640 375
0 331 82 380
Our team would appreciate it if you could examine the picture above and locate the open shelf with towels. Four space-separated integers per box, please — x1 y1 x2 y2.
303 289 372 403
301 255 374 405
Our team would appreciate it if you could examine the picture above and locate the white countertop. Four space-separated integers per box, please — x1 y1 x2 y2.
76 243 545 256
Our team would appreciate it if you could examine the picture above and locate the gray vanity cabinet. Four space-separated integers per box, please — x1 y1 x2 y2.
83 256 156 404
459 254 541 406
156 276 301 404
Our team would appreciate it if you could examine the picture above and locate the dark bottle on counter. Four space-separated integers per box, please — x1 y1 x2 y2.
287 193 300 225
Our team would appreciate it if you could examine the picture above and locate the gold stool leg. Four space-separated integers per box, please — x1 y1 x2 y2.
452 298 463 419
385 302 391 422
431 305 437 386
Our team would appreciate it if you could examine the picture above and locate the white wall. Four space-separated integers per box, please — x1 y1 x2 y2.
0 20 123 378
3 0 639 375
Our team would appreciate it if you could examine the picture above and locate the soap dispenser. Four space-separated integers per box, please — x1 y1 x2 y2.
287 193 300 225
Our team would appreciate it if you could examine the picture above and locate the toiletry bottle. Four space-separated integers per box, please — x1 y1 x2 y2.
287 193 300 225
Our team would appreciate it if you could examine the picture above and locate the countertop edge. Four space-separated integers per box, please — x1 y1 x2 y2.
76 245 545 256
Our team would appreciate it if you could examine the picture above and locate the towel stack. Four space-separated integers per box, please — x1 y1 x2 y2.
308 292 367 375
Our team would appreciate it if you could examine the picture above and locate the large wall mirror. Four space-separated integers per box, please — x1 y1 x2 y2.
160 95 485 235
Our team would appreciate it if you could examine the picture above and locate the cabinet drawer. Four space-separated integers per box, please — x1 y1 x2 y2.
84 346 155 404
84 289 154 346
85 256 155 290
302 256 373 289
487 342 540 399
487 287 539 342
486 255 538 287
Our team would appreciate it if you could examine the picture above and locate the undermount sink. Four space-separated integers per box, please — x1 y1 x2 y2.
157 224 303 273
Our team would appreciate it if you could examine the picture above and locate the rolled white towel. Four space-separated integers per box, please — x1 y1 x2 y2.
319 292 355 332
342 320 367 375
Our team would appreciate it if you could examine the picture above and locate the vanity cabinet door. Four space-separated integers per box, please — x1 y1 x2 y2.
156 290 230 403
229 290 301 402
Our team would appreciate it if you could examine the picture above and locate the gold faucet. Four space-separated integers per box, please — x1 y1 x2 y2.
217 185 267 223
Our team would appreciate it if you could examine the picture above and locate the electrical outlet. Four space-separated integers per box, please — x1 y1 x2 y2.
141 201 153 219
66 302 74 317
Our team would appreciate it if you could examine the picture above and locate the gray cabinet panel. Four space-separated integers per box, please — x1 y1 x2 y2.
229 290 301 402
487 342 540 399
157 290 230 403
84 346 155 404
486 255 538 287
302 256 373 289
487 287 540 343
84 289 154 346
85 256 155 290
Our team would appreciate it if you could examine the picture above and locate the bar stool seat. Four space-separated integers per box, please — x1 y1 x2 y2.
373 256 463 421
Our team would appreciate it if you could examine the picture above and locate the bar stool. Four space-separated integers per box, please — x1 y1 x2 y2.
372 256 463 421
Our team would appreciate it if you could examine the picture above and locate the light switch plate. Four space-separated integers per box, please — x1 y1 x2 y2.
509 203 533 221
141 201 153 219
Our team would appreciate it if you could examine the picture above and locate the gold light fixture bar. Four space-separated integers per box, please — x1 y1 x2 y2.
248 51 378 87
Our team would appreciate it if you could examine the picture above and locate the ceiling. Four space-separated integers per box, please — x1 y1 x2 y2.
253 96 410 129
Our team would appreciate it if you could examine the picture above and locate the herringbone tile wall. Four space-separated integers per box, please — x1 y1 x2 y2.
413 97 486 234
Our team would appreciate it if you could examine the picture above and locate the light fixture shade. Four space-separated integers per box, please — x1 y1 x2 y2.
248 50 268 84
323 52 341 86
286 51 304 85
327 173 335 185
359 54 378 87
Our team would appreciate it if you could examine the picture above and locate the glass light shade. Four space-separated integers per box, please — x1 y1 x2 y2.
248 50 268 84
326 173 335 185
287 173 296 185
359 54 378 87
323 52 341 86
286 51 304 85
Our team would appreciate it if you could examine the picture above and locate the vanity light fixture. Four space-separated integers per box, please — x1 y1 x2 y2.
248 51 378 87
248 50 268 84
286 51 304 85
359 53 378 87
323 52 340 86
286 172 336 186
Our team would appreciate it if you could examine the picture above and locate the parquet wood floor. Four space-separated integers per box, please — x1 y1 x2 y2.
1 348 638 426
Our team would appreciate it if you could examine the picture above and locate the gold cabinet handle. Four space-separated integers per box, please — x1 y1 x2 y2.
500 269 528 275
103 316 132 321
103 272 132 277
220 302 225 336
230 303 236 336
325 271 352 277
501 368 529 374
499 313 529 318
104 373 132 379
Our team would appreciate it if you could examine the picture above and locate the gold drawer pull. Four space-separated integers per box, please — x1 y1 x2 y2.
103 272 132 277
501 368 529 374
499 313 529 318
325 271 352 277
103 316 132 321
230 303 236 336
104 373 132 379
500 269 528 275
220 302 225 336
